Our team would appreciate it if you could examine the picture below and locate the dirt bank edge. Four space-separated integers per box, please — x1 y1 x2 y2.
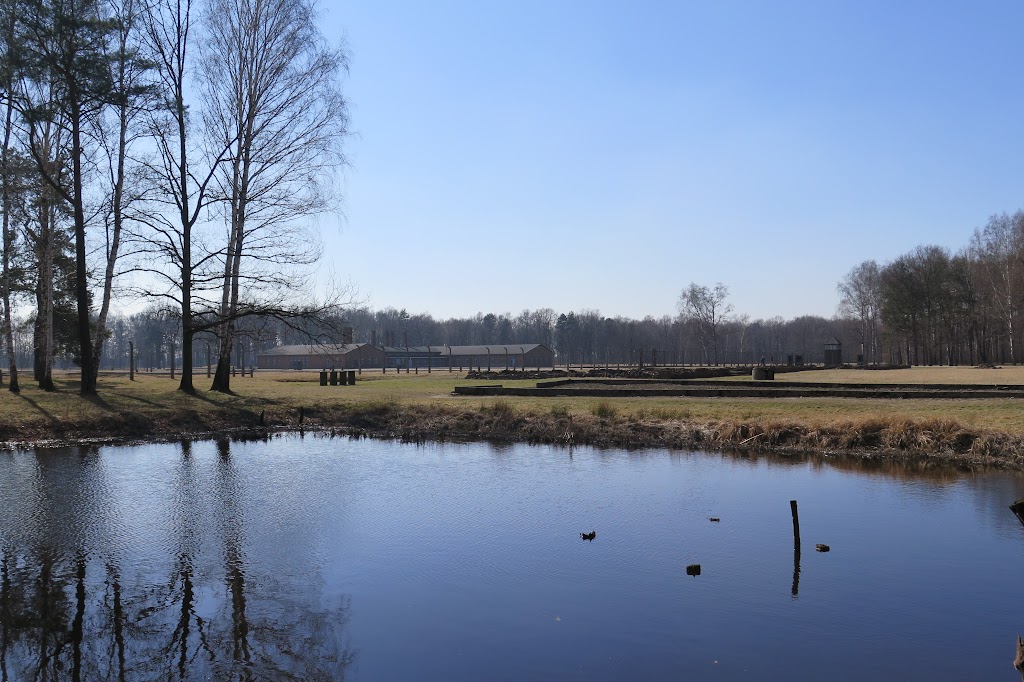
2 401 1022 470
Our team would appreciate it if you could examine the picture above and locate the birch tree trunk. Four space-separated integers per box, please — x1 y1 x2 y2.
0 13 18 394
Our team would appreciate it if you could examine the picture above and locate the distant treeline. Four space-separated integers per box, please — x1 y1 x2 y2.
4 305 860 370
9 211 1024 373
841 211 1024 366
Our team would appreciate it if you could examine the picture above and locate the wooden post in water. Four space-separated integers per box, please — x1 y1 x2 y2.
1011 498 1024 528
791 499 801 597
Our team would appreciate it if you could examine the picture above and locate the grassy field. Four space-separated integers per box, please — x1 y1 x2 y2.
766 366 1024 385
699 365 1024 385
3 366 1024 466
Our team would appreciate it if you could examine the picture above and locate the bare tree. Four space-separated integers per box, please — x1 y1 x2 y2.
89 0 151 379
133 0 232 393
970 212 1024 364
20 110 68 390
678 282 733 365
837 260 881 364
201 0 348 393
734 312 752 365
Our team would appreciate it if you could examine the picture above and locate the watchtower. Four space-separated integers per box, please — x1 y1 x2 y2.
824 337 842 367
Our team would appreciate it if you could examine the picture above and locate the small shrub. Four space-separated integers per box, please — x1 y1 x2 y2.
549 403 570 417
652 407 687 421
360 395 398 414
487 399 514 416
592 401 618 419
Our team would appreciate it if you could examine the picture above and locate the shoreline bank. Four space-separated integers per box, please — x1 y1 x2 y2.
3 397 1022 470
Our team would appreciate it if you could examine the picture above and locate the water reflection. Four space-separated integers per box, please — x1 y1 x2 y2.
0 548 353 681
3 435 1024 680
0 439 354 682
791 533 800 598
722 447 1021 484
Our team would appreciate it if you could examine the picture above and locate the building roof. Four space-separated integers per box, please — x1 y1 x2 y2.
258 343 376 357
419 342 548 352
260 343 553 357
444 344 549 355
381 344 548 355
382 346 439 354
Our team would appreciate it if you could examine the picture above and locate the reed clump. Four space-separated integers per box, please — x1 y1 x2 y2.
718 416 995 458
485 399 515 416
549 403 570 418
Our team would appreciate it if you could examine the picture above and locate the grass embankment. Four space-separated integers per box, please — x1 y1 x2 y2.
2 367 1024 468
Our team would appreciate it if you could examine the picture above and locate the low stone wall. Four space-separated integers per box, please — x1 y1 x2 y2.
454 380 1024 400
465 367 747 381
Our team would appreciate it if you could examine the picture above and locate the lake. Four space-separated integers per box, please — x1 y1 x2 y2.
1 434 1022 680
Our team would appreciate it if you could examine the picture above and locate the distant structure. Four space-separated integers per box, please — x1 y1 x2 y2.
824 337 843 367
256 343 554 370
383 344 554 370
257 343 384 370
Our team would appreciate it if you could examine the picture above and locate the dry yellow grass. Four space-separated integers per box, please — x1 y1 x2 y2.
3 366 1024 441
770 366 1024 385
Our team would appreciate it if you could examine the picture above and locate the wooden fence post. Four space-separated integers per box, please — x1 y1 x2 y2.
1011 498 1024 528
790 500 801 597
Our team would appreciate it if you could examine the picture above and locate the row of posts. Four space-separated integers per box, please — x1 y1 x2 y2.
320 370 356 386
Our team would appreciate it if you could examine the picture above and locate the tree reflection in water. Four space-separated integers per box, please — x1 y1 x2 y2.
0 439 354 681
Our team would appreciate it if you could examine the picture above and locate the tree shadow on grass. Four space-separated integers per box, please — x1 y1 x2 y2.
191 389 285 408
16 394 61 428
168 389 271 427
82 393 115 412
119 394 163 408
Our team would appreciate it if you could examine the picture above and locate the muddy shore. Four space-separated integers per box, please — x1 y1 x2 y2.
3 399 1023 471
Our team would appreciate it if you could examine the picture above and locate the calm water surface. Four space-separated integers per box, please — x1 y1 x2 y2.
1 435 1023 681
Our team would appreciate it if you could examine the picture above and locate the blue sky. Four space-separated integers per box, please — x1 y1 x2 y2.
318 1 1024 320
